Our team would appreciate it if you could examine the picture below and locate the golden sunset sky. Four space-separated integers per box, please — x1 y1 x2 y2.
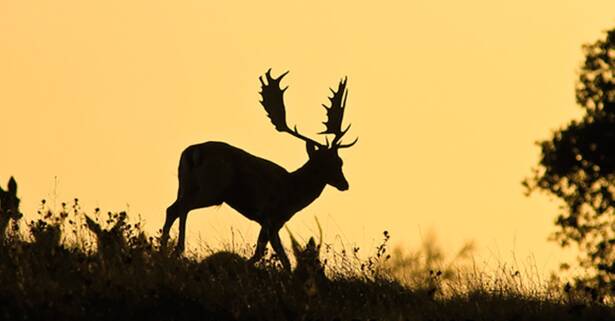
1 1 614 274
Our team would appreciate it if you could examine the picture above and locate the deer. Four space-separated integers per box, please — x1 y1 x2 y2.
286 221 326 298
161 69 357 270
84 213 128 258
84 212 150 265
0 177 22 242
200 221 326 296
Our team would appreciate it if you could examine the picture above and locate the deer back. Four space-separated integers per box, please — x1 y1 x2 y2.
178 142 294 220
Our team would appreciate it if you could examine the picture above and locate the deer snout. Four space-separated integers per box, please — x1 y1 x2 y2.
329 171 350 191
335 179 349 191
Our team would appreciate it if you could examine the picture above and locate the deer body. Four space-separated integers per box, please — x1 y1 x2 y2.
175 141 329 225
161 70 356 270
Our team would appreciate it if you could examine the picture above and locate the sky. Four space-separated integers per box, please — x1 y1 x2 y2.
1 1 614 275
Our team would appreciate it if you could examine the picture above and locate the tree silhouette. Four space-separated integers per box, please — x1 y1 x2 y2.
524 28 615 299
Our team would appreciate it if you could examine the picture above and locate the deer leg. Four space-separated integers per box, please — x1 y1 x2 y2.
161 202 180 250
248 227 269 264
176 212 188 254
270 230 291 271
163 184 224 254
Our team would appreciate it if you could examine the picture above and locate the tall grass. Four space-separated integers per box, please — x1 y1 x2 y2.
0 200 613 321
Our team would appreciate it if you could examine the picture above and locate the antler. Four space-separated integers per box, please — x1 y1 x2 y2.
319 77 358 149
259 69 325 148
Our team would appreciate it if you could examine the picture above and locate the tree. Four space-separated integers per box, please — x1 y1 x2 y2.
524 28 615 300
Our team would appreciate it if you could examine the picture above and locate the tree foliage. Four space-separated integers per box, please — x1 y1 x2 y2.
524 28 615 299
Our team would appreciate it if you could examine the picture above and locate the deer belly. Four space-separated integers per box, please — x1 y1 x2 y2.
225 201 262 222
224 187 284 224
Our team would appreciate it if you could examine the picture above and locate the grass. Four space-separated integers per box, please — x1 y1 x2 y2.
0 200 613 321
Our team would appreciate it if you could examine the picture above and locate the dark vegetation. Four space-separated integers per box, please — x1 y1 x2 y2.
525 27 615 299
0 198 613 321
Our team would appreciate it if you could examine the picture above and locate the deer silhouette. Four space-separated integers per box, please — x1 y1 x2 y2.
85 213 128 259
200 223 326 295
0 177 22 242
161 69 357 269
286 222 326 298
85 212 150 264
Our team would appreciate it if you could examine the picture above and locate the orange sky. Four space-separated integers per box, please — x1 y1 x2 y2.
1 1 614 275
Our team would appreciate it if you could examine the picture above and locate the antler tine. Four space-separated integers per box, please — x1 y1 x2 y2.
274 69 289 83
290 125 324 148
337 137 359 149
259 69 325 148
334 123 359 149
261 68 289 88
331 123 350 146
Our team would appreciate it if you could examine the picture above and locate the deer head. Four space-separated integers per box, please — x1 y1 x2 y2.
286 219 326 298
259 69 358 191
85 213 128 258
0 177 22 240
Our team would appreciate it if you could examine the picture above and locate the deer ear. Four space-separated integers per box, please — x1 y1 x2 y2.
85 215 103 236
307 237 316 250
8 177 17 195
306 142 318 158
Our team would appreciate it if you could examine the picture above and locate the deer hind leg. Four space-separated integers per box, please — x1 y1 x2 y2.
161 201 181 251
163 164 230 254
163 191 225 254
161 199 192 254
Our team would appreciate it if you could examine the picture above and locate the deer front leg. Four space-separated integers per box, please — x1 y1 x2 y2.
270 230 291 271
248 227 269 264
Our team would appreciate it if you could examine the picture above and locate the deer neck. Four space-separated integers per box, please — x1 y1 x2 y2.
287 160 327 211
